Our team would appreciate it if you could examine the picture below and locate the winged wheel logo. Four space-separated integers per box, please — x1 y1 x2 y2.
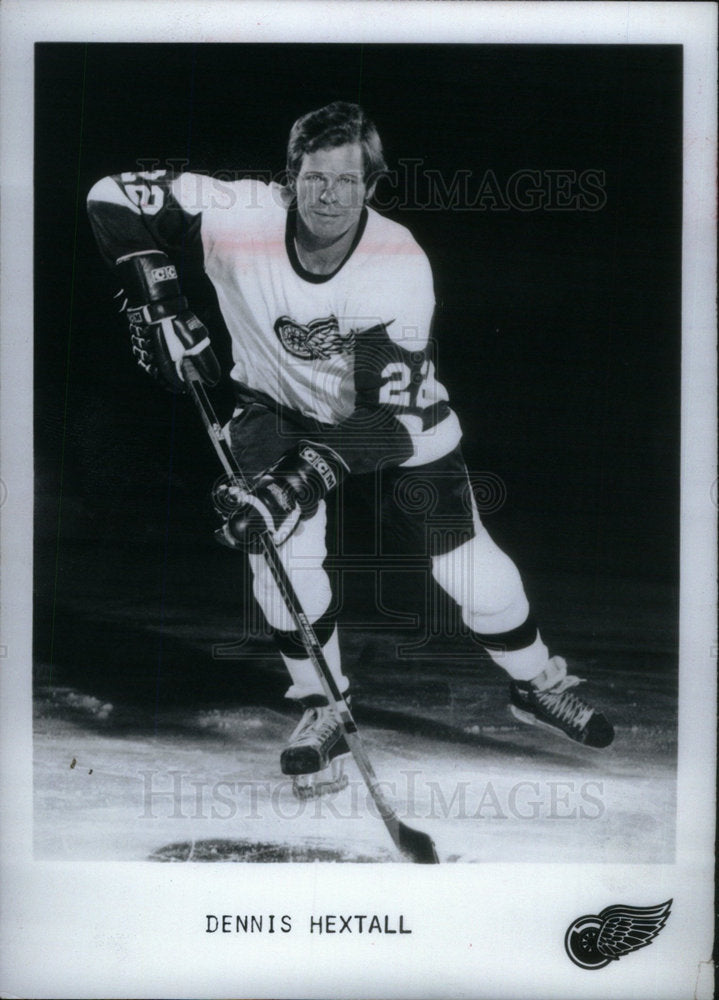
274 314 355 360
565 899 672 969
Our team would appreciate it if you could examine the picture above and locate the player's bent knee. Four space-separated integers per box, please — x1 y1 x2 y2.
431 530 529 625
249 558 333 631
463 590 531 637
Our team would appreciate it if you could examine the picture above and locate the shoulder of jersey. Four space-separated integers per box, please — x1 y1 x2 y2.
173 174 287 217
363 206 430 262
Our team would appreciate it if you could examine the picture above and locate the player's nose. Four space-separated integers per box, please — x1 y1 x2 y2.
319 177 338 203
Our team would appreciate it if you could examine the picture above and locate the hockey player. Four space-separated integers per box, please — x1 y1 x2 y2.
87 102 613 797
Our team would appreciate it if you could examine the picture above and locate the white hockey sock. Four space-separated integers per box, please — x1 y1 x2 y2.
282 627 350 701
486 632 551 682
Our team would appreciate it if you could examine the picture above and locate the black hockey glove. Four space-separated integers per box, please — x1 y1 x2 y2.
213 441 348 550
115 250 220 393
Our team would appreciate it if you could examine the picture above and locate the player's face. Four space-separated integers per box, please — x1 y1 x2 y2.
295 143 368 246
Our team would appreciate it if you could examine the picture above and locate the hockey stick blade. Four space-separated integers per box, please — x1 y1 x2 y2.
181 357 440 864
397 820 439 865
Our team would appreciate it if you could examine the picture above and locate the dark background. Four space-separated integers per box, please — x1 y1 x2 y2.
34 43 681 708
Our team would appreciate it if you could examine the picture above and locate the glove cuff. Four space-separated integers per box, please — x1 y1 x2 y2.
295 441 349 498
127 296 189 325
116 250 182 308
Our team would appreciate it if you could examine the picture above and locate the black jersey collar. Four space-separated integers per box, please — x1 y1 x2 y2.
285 205 368 284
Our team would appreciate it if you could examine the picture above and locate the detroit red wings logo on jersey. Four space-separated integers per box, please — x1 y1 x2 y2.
274 315 355 360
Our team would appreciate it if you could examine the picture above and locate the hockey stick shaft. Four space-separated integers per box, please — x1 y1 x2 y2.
181 359 438 863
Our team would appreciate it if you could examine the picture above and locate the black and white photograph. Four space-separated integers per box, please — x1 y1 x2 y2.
34 38 680 863
1 2 716 998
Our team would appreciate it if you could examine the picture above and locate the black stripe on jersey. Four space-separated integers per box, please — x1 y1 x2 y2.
284 206 368 284
417 399 452 431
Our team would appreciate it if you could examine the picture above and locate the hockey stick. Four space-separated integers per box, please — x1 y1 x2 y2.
181 357 439 864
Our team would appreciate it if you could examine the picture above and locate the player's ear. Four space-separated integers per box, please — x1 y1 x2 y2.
364 167 385 204
284 171 298 203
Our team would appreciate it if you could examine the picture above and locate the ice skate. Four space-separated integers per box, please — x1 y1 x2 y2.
281 696 350 799
509 656 614 748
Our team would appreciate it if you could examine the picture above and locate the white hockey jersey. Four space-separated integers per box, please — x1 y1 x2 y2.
87 170 462 470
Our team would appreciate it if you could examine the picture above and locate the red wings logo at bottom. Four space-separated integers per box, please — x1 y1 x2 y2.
565 899 672 969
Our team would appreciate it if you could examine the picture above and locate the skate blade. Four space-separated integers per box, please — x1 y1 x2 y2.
292 759 348 800
509 704 598 748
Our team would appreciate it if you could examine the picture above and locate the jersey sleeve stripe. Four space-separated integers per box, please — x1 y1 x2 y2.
86 176 141 213
396 409 463 468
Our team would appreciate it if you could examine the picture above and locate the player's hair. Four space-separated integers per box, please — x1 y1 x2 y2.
286 102 387 188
